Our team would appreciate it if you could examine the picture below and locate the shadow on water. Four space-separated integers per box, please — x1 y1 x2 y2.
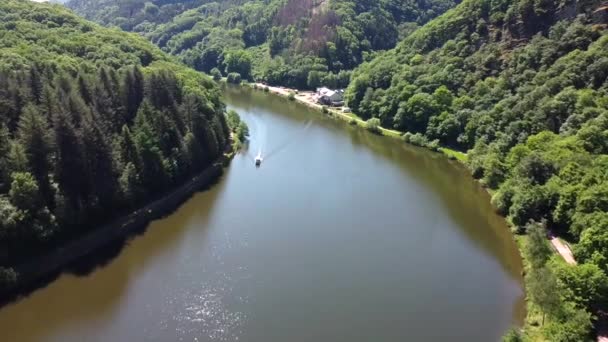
0 172 229 342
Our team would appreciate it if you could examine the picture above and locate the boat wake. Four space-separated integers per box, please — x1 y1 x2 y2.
243 119 312 166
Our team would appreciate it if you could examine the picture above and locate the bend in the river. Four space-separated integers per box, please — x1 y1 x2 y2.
0 85 524 342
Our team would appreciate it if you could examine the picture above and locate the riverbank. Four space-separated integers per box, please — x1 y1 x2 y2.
0 156 229 300
243 83 608 341
248 83 468 162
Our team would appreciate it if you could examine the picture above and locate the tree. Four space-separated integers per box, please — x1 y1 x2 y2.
53 111 86 214
525 221 552 270
210 67 222 81
307 70 324 89
0 125 10 190
365 117 382 133
395 92 438 132
123 66 144 122
9 172 42 214
553 262 608 309
509 185 554 227
528 267 562 325
502 328 525 342
543 303 592 342
223 50 252 80
227 72 242 84
17 104 53 202
119 162 140 205
516 153 555 186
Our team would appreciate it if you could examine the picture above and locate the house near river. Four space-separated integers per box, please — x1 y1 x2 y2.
316 87 345 107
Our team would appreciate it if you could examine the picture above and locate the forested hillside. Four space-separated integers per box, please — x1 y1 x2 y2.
68 0 459 88
0 0 231 286
347 0 608 339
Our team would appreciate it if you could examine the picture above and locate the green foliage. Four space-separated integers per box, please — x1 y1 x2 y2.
287 91 296 101
226 109 248 142
210 67 222 81
336 2 607 338
227 72 242 84
0 0 228 269
69 0 458 89
502 328 525 342
9 172 42 214
525 222 552 269
365 118 382 134
542 303 593 342
553 261 608 309
528 267 563 324
223 50 252 80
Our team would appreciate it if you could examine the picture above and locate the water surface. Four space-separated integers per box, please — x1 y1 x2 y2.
0 86 524 341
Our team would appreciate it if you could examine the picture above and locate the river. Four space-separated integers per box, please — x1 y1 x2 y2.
0 86 524 341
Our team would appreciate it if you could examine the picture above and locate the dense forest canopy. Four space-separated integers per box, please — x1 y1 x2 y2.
347 0 608 339
0 0 231 283
67 0 460 88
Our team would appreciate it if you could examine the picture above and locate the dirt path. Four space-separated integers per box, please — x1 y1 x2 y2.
548 232 576 265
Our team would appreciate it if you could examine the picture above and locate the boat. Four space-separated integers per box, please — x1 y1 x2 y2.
255 152 263 167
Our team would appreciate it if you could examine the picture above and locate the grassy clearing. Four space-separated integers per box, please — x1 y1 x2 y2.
439 147 467 162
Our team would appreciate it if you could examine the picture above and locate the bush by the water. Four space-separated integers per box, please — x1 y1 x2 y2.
226 110 249 142
365 118 381 133
287 91 296 101
210 67 222 81
227 72 242 84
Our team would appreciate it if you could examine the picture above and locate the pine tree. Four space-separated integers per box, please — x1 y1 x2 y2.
123 66 144 122
28 64 44 105
77 74 94 105
39 84 60 122
17 104 53 205
52 110 86 216
81 112 118 213
6 141 28 177
0 125 11 191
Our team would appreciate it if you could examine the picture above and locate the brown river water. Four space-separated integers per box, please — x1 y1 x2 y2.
0 86 524 341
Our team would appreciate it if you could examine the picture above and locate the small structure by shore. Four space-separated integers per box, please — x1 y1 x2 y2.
315 87 345 107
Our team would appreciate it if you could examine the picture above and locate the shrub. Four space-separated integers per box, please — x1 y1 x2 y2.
210 67 222 81
402 132 412 143
502 328 524 342
227 72 242 84
322 106 329 114
263 86 270 92
287 91 296 101
365 118 381 133
428 139 440 152
409 133 429 147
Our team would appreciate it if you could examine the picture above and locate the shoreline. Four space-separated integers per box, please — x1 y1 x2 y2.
244 82 596 339
248 83 468 162
0 155 229 300
248 83 606 342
